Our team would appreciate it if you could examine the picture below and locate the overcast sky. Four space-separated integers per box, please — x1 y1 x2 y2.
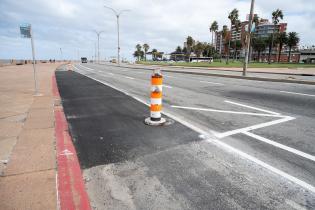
0 0 314 60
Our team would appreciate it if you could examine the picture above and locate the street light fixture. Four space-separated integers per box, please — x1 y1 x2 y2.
243 0 255 76
94 30 105 64
104 5 130 65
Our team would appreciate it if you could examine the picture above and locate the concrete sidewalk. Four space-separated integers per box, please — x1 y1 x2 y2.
0 63 59 209
132 63 315 76
108 63 315 85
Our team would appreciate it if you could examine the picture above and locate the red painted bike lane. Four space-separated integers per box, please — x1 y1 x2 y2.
52 74 91 210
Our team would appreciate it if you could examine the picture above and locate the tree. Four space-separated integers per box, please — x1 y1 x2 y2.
287 32 300 62
186 36 194 61
175 46 182 53
232 20 241 61
143 43 150 61
269 9 284 64
210 21 219 48
151 48 158 60
277 32 288 62
227 8 239 64
221 25 228 62
253 14 260 28
193 42 205 58
252 37 267 62
134 44 143 61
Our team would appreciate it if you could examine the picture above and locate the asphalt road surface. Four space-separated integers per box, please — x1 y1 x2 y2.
57 63 315 209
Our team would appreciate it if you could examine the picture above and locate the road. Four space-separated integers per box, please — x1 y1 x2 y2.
60 63 315 209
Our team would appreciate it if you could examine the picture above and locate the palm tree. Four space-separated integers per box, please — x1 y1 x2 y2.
135 44 142 61
287 32 300 62
227 8 239 64
143 43 150 61
277 32 288 62
253 14 260 28
252 37 267 62
186 36 194 61
210 21 219 48
249 14 260 61
232 20 241 62
151 48 158 61
269 9 284 64
221 25 228 62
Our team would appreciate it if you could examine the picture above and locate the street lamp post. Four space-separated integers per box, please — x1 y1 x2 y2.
104 6 130 65
243 0 255 76
94 30 104 64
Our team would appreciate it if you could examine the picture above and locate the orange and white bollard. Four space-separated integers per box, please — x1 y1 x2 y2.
145 69 166 125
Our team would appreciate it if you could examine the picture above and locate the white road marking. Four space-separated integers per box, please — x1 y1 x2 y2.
280 91 315 97
124 76 135 80
164 75 175 78
59 149 73 156
243 131 315 162
215 116 295 138
164 84 173 88
171 105 286 118
225 100 280 116
108 73 114 76
200 80 224 85
76 71 315 193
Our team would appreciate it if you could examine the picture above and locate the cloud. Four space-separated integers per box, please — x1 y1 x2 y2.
0 0 314 60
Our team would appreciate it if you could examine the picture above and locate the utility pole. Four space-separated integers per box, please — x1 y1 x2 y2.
243 0 255 76
60 48 63 61
104 6 130 65
94 42 97 63
94 31 104 64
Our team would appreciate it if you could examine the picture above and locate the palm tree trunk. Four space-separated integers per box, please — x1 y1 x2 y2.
278 43 282 63
226 23 232 64
269 27 276 64
258 50 261 62
288 46 292 62
211 32 214 48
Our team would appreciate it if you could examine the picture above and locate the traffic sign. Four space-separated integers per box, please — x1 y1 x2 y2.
20 23 31 38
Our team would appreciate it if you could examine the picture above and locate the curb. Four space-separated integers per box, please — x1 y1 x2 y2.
100 63 315 86
52 74 91 210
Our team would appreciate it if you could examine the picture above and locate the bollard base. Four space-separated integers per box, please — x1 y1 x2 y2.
144 117 166 126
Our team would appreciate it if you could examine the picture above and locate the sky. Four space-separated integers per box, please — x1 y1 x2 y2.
0 0 314 61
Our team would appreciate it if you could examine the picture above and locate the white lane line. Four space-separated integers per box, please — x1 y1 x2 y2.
76 71 315 193
280 91 315 97
243 131 315 162
215 116 295 138
124 76 135 80
225 100 280 116
164 84 173 88
164 75 175 78
171 105 286 118
77 64 95 72
108 73 114 76
200 80 224 85
208 135 315 193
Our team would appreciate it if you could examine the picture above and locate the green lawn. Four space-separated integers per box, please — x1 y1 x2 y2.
137 61 315 68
